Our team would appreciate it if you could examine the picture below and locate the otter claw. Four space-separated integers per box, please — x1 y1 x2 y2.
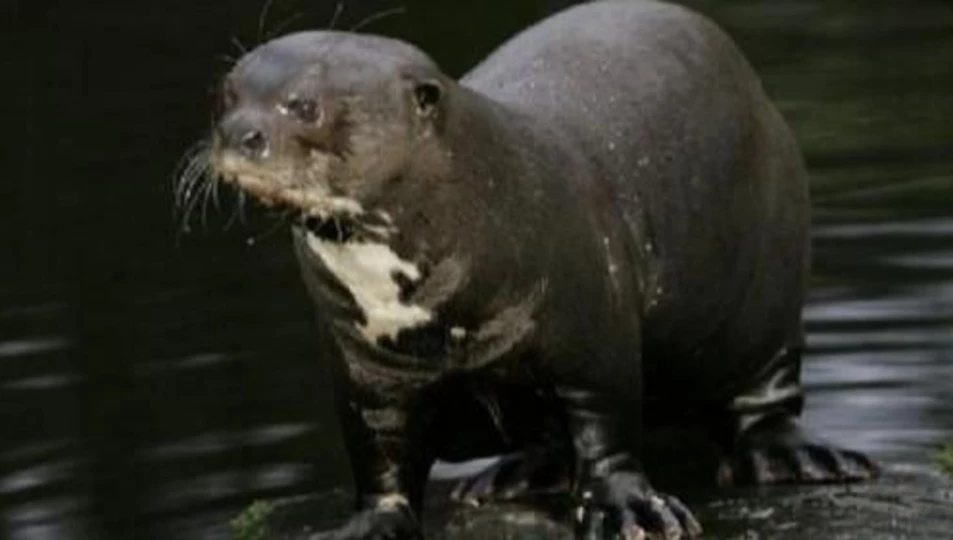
575 472 701 539
722 432 879 485
720 416 879 486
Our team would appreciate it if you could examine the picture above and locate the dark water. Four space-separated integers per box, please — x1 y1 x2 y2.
4 0 953 539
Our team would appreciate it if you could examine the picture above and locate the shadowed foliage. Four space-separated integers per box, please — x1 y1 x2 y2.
937 444 953 480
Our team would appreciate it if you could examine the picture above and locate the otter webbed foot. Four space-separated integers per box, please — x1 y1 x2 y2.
720 416 879 485
319 501 421 540
575 471 702 540
450 446 571 506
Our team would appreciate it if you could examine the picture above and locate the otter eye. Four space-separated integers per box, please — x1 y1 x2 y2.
283 96 321 124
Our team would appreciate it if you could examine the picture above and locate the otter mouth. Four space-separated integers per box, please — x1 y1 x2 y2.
207 151 392 243
225 170 380 243
211 151 362 214
224 172 362 216
301 214 360 242
176 143 391 243
227 171 388 243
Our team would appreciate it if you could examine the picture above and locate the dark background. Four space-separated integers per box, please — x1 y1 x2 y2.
4 0 953 539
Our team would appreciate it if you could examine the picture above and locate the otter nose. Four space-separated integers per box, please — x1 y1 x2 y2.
218 112 270 160
240 130 268 158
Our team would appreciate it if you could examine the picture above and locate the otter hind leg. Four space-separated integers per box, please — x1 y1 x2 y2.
720 345 880 485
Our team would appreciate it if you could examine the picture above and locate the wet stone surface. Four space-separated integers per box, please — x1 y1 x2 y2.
256 468 953 540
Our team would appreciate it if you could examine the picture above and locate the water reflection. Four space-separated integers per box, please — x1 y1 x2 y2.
4 0 953 538
804 218 953 467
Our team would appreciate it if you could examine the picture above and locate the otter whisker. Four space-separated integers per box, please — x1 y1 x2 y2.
180 173 211 233
179 188 198 232
199 175 217 231
173 141 211 214
176 154 214 232
230 36 249 56
175 180 190 213
177 147 209 197
328 1 345 30
349 6 407 33
224 184 253 230
257 0 276 43
238 189 249 225
210 171 222 210
173 140 207 186
224 187 243 231
176 155 210 214
247 208 293 246
266 11 305 40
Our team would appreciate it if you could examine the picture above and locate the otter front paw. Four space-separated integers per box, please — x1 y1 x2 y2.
324 499 421 540
575 472 702 540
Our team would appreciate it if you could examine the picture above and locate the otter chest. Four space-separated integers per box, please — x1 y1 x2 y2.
305 233 433 341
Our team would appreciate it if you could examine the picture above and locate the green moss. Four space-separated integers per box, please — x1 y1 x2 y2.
936 444 953 480
230 501 275 540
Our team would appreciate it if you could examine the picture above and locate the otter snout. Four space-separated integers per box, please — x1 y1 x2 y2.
207 98 361 218
217 110 272 161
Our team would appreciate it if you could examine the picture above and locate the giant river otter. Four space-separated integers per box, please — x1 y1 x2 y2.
180 1 878 538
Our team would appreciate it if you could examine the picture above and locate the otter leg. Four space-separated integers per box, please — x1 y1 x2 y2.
559 387 702 539
328 386 432 540
442 378 574 506
450 445 572 506
720 345 879 485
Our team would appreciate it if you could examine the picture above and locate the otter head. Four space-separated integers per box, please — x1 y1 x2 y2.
208 31 447 227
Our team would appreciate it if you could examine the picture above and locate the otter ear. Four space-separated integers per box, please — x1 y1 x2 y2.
412 79 442 117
